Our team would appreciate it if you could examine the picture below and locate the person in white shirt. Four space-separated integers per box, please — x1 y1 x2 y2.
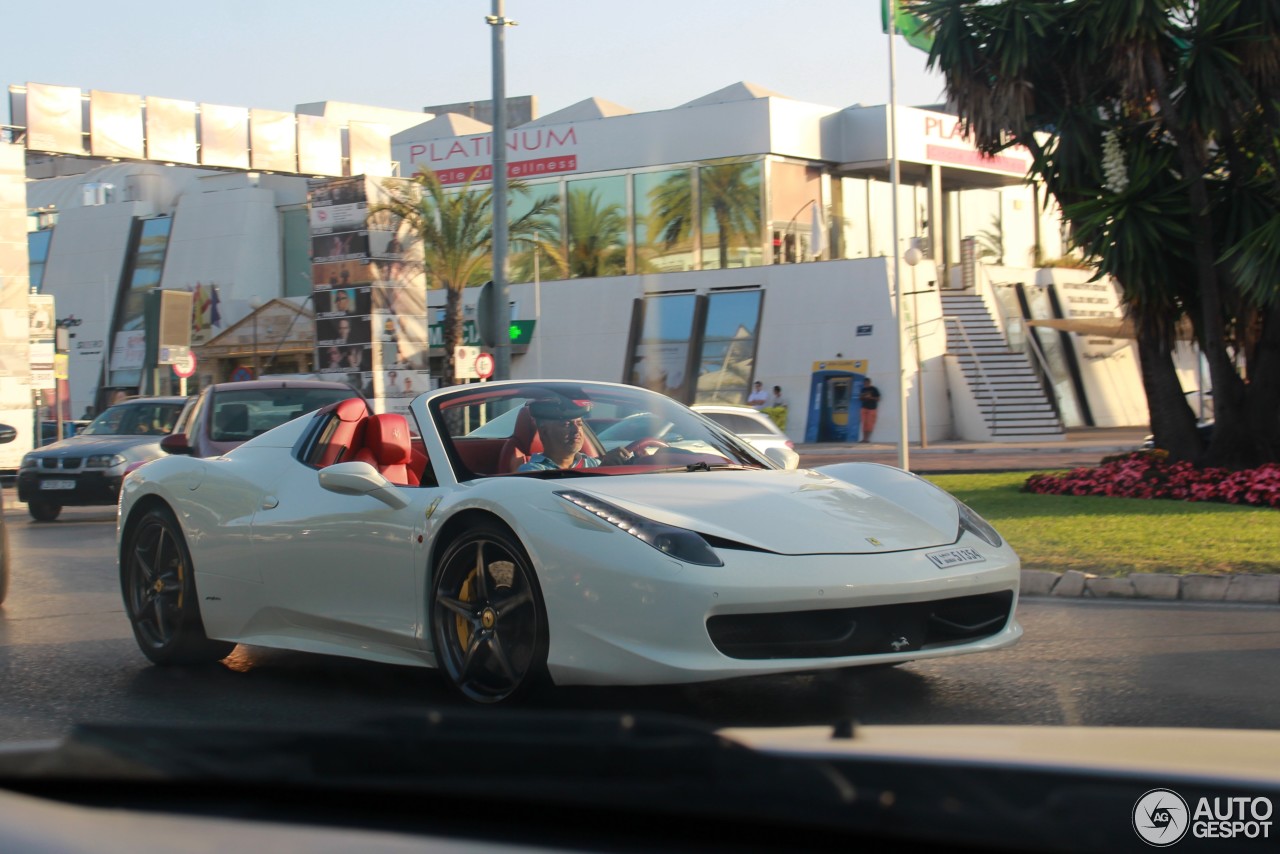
746 381 768 409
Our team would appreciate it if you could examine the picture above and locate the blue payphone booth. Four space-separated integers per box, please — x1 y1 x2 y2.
805 369 867 443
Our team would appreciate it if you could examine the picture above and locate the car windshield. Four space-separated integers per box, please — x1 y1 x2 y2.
79 401 185 436
209 387 356 442
432 381 767 479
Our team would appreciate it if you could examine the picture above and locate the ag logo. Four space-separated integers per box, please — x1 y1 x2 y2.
1133 788 1189 846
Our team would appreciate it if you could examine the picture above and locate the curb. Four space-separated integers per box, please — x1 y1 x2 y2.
1020 569 1280 605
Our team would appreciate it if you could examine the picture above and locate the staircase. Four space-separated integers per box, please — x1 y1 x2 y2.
941 292 1065 441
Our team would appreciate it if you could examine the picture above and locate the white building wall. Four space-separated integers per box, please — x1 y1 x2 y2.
439 258 948 445
41 201 157 417
1041 268 1149 427
394 97 820 179
0 142 34 464
162 177 287 333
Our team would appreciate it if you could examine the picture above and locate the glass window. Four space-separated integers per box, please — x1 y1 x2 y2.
110 216 174 388
699 159 762 269
627 294 698 401
280 208 312 297
508 179 564 284
210 386 356 440
27 230 52 291
634 168 695 273
566 175 628 278
768 161 822 264
839 177 870 259
694 290 762 405
1020 284 1084 428
703 411 776 436
118 217 173 334
430 380 764 480
956 188 1004 264
81 400 185 436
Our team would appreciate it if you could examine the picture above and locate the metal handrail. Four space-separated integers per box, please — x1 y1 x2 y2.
943 314 1003 436
1017 330 1065 423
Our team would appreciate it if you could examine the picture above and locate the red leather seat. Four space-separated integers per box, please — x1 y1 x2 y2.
498 405 541 473
316 397 370 467
353 413 417 485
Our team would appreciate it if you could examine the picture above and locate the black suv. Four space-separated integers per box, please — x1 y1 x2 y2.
17 397 187 521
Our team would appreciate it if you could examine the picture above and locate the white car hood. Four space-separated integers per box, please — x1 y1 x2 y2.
569 468 958 555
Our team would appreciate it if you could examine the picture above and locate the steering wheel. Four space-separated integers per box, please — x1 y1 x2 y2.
625 438 669 458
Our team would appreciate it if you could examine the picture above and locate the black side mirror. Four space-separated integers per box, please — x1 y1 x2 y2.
0 424 16 444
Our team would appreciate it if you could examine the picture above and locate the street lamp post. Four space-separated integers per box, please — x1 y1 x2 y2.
249 296 262 378
487 1 517 381
782 199 823 263
888 18 909 472
903 242 926 448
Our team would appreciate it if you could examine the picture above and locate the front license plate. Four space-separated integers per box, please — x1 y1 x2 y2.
927 548 986 569
40 479 76 490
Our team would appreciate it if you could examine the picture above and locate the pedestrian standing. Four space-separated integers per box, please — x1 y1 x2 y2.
859 377 881 442
746 381 768 409
769 385 787 409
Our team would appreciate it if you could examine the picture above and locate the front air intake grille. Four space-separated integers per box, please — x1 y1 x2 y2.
706 591 1014 660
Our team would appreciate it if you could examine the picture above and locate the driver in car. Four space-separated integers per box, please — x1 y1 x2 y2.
518 399 633 471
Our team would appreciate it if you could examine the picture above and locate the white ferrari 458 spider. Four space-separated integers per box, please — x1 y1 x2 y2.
118 380 1022 704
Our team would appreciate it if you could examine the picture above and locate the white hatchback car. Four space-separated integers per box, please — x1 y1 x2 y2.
692 404 798 467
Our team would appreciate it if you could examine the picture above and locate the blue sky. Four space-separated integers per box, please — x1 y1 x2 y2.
4 0 945 120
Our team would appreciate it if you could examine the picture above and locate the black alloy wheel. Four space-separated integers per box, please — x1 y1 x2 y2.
28 500 61 522
431 522 549 704
121 507 233 664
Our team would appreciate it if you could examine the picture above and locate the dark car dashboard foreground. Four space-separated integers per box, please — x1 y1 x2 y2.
0 712 1276 853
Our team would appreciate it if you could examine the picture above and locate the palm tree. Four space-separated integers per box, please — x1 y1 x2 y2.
369 168 559 386
699 159 763 268
648 158 763 270
917 0 1280 467
975 212 1004 266
509 190 567 283
565 185 627 278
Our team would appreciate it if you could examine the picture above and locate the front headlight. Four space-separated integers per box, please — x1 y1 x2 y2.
956 500 1002 547
85 454 127 470
20 454 37 470
557 490 723 566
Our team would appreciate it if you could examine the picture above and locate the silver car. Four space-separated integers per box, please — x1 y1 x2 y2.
692 404 797 466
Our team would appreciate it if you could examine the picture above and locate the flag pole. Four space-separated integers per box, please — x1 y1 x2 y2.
888 3 910 471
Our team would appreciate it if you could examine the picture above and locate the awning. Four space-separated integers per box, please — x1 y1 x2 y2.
1025 317 1136 338
1025 317 1196 341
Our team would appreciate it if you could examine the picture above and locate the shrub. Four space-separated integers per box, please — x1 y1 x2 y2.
1023 452 1280 509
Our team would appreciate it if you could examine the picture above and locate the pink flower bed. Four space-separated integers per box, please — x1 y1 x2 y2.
1023 452 1280 509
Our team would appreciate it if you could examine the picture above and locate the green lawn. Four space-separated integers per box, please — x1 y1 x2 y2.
926 472 1280 576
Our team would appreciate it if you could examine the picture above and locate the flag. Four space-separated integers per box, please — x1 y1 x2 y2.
810 204 825 259
881 0 935 53
191 283 208 332
208 285 222 328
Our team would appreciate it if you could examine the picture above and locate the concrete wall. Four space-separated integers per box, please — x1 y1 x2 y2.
162 175 291 338
432 258 950 445
41 200 157 417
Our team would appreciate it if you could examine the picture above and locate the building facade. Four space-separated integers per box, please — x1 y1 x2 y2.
10 79 1149 448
